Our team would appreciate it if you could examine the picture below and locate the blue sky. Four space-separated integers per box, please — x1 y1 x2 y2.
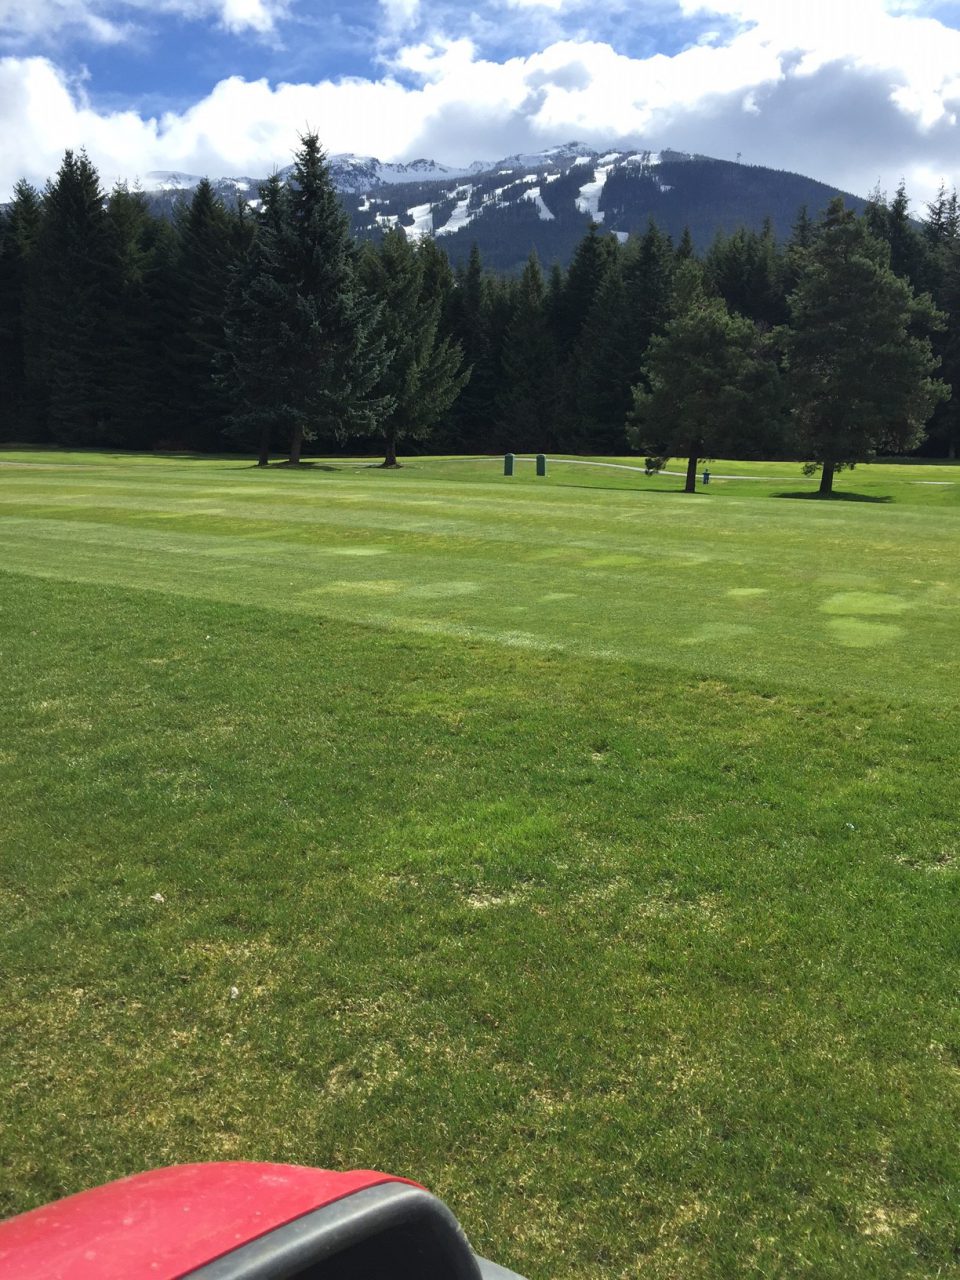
2 1 960 202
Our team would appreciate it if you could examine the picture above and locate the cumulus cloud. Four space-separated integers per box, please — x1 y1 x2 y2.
1 0 959 207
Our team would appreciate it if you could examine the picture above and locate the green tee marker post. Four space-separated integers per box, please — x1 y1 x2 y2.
536 454 547 477
504 453 515 476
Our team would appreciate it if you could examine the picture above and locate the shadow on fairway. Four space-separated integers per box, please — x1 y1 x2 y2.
526 481 691 497
248 461 343 472
774 490 893 504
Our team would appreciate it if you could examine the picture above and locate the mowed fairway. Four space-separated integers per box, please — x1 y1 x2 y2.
1 450 959 1278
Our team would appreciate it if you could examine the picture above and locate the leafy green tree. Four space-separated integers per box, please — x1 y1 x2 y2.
221 135 389 465
629 262 782 492
782 199 948 495
360 229 467 466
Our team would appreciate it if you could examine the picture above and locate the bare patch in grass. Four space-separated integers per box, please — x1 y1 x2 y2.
325 1044 404 1099
464 889 523 910
634 892 722 926
894 849 957 873
859 1204 920 1239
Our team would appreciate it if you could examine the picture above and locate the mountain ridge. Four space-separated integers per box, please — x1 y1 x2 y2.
139 141 868 270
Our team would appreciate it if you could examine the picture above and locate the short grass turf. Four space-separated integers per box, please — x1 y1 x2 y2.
1 449 959 1279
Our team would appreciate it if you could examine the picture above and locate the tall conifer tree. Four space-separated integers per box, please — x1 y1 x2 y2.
28 151 114 444
496 252 559 451
222 135 389 465
360 229 467 466
0 181 42 440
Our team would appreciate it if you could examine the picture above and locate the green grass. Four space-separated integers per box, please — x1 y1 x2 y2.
1 449 959 1278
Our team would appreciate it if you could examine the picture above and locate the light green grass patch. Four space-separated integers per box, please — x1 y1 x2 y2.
821 592 912 616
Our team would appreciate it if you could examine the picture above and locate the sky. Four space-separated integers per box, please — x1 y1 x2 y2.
1 0 960 205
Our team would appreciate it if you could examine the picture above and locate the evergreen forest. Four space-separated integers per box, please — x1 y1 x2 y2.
2 135 958 476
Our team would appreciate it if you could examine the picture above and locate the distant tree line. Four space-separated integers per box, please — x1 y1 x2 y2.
1 135 957 491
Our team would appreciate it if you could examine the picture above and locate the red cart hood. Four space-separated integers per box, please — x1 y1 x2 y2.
0 1162 417 1279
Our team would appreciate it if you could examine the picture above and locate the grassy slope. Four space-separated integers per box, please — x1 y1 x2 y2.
1 451 958 1278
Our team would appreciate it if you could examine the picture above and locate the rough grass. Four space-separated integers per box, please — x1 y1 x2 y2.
1 450 959 1279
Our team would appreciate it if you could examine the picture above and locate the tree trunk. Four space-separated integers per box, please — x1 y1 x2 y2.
288 422 303 467
684 450 698 494
818 459 835 496
380 427 399 468
257 423 270 467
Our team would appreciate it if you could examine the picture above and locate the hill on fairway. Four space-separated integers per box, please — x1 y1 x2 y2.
1 451 958 1279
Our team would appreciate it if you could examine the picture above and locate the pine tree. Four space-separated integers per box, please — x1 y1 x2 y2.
445 245 493 451
705 221 786 327
221 134 389 465
558 223 618 356
496 252 559 451
920 193 960 459
782 199 948 494
137 215 188 449
359 229 467 466
0 181 42 440
783 205 814 297
623 222 676 362
573 258 634 451
629 262 782 492
675 226 695 261
174 180 241 450
220 174 292 465
103 184 160 448
28 150 117 445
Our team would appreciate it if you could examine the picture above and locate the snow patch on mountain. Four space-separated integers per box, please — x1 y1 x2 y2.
404 202 435 240
435 189 478 237
575 164 614 222
522 187 555 221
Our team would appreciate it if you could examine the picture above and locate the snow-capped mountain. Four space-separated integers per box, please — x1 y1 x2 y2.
140 141 866 270
325 154 483 193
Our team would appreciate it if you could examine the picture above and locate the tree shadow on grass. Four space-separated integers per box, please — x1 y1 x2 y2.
553 482 705 496
774 490 893 504
245 461 342 472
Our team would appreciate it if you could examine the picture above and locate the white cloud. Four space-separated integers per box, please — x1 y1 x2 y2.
379 0 421 30
1 1 959 206
0 0 287 42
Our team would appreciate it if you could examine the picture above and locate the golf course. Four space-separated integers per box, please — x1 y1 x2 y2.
2 449 958 1278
